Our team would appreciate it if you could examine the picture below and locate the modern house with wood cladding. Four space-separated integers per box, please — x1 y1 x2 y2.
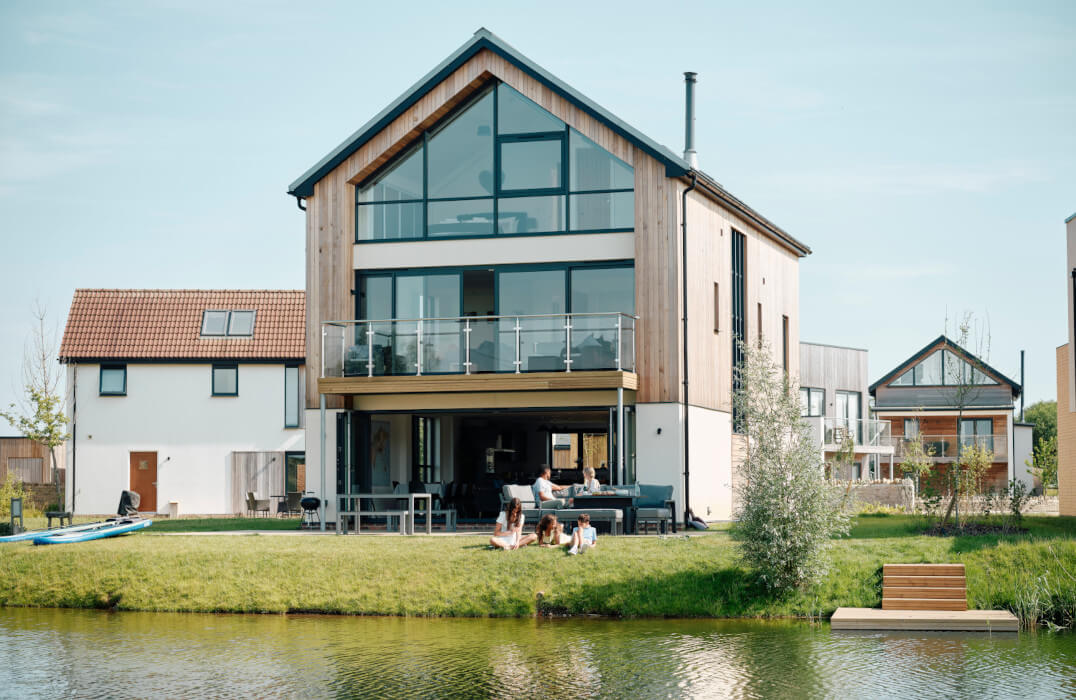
870 335 1033 493
1055 211 1076 515
289 29 809 527
799 342 894 480
59 290 306 515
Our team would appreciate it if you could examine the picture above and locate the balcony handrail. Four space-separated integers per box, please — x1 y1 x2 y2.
320 311 637 378
322 312 639 326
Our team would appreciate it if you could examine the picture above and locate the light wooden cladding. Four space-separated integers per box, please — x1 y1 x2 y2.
319 370 638 396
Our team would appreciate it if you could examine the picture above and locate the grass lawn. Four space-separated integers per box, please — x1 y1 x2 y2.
1 515 1073 625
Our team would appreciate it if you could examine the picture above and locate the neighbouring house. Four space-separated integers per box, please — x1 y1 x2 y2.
0 436 65 508
59 290 306 515
1056 211 1076 516
871 335 1032 493
799 342 895 480
288 29 809 527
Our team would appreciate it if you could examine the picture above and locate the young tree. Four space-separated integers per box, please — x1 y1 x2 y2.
900 435 936 496
939 312 992 525
1027 435 1058 490
733 340 850 593
1022 400 1056 446
0 303 69 508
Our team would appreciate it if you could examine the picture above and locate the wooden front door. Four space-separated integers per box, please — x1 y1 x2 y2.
129 451 158 512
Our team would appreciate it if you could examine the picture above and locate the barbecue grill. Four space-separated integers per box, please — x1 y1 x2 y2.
300 496 321 529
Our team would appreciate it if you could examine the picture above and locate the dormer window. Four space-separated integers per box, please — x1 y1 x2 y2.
202 310 256 337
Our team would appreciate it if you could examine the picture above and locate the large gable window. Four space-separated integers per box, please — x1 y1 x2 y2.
890 348 999 387
356 83 633 242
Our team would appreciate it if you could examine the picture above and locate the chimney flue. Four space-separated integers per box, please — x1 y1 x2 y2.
683 71 698 169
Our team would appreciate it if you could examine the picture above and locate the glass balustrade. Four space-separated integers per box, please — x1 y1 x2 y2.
322 313 636 378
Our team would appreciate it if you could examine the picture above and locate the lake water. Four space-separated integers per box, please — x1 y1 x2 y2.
1 608 1074 698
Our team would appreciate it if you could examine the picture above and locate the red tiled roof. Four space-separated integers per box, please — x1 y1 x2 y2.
59 290 305 361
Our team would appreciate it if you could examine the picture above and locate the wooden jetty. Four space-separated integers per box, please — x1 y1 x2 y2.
831 563 1019 632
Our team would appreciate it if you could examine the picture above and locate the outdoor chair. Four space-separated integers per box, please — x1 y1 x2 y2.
501 484 547 522
555 508 622 535
246 492 270 518
281 491 302 517
634 484 676 534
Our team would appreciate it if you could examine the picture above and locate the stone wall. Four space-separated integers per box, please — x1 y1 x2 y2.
836 479 915 511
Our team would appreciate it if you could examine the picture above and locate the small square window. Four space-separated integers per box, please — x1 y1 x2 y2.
228 311 255 336
202 311 228 336
212 364 238 396
100 364 127 395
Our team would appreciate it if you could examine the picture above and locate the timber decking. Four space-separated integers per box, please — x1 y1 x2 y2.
882 563 967 612
830 608 1019 632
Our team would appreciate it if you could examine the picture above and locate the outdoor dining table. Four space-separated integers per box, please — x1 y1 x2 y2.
572 493 637 534
339 493 433 535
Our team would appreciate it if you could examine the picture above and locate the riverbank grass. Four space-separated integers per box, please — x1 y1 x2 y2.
1 515 1073 625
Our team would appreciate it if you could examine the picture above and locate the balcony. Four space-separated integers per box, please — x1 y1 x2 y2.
893 435 1007 462
319 313 637 394
806 417 895 455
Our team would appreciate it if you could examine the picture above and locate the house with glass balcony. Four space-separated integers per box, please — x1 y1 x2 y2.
799 342 895 480
288 29 810 527
870 335 1033 492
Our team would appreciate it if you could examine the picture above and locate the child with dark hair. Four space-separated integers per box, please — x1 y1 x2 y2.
566 513 597 555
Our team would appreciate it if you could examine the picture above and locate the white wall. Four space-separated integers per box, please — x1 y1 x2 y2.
68 363 304 515
354 232 634 270
1014 423 1035 491
304 406 340 527
635 402 734 522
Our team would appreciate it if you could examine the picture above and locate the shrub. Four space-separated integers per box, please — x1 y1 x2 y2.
0 473 27 519
732 341 850 593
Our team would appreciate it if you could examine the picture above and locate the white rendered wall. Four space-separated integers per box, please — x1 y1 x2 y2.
1014 423 1034 491
354 232 634 271
635 402 734 522
69 363 304 515
304 406 341 526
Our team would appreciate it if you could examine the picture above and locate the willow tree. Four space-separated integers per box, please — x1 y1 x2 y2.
733 340 850 592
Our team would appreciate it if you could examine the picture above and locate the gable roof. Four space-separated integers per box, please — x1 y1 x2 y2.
60 290 305 362
868 334 1020 396
287 28 810 257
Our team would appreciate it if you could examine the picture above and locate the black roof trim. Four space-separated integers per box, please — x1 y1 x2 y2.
289 28 691 199
868 334 1021 396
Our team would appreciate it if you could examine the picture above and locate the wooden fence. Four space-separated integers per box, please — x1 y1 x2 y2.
229 451 286 515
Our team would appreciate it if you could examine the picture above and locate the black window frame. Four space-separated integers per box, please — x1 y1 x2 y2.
99 363 127 396
201 310 257 338
211 363 239 397
284 363 301 428
731 229 746 432
355 82 634 243
799 387 824 417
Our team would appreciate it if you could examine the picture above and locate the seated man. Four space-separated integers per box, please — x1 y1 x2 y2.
533 466 573 509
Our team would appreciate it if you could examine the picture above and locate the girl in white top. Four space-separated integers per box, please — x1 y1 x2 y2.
490 498 537 550
582 466 600 493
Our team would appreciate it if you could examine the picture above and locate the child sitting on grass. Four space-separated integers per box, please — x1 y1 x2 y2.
535 513 573 547
566 513 597 555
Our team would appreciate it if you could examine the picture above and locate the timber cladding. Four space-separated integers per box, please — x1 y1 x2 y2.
0 437 61 484
1057 346 1076 515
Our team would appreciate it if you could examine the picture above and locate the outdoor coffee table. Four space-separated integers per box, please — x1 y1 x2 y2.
572 494 636 534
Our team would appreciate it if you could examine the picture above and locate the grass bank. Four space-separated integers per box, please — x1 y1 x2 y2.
1 516 1074 626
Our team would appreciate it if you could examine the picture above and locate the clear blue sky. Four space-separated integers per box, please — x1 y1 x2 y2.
1 0 1073 432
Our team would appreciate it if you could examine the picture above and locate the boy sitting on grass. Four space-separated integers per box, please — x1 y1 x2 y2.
566 513 597 555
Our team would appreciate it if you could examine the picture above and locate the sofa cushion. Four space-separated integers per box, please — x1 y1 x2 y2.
502 484 536 507
637 484 673 508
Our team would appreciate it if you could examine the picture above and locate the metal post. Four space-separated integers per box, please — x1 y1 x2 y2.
615 314 622 370
416 321 423 376
514 317 521 373
340 327 345 379
319 393 326 532
565 315 572 372
321 326 326 378
631 317 636 372
366 325 374 377
464 319 471 375
616 386 625 486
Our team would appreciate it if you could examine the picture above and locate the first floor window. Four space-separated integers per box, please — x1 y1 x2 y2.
284 365 301 427
959 418 994 453
212 363 238 396
904 418 920 438
799 387 824 417
99 364 127 395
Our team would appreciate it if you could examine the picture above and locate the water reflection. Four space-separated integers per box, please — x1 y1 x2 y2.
0 608 1073 699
